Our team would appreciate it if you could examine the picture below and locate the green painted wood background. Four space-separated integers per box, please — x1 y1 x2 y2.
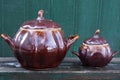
0 0 120 57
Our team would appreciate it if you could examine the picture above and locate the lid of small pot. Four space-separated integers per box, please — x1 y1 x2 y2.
21 10 60 29
84 29 108 45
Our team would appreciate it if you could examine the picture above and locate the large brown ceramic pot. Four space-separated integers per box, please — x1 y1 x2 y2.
1 10 79 70
73 29 117 67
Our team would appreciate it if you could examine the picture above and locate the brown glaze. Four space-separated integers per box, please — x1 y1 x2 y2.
73 29 117 67
1 10 79 70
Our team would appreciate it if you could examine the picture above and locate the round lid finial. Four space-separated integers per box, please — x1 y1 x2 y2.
38 10 44 17
95 29 100 34
37 10 44 20
94 29 100 38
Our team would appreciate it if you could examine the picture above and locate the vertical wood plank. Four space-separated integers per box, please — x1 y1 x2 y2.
24 0 51 20
51 0 76 57
0 0 26 57
0 0 3 57
73 0 100 52
99 0 120 57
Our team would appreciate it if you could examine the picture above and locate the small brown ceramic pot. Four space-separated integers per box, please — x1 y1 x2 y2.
73 29 118 67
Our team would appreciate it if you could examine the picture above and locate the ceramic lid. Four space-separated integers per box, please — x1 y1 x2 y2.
84 29 108 45
21 10 60 29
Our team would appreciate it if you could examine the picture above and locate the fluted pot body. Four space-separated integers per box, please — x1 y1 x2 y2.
79 43 114 67
13 28 67 69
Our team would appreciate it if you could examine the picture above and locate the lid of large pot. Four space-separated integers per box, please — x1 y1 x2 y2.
21 10 60 29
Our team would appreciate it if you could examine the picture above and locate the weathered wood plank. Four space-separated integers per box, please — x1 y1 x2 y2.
0 57 120 73
0 57 120 79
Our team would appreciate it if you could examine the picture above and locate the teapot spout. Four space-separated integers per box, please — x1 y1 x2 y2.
67 35 79 49
1 34 14 48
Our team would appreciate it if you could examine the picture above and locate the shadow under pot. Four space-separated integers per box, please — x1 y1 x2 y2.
1 10 79 70
73 29 118 67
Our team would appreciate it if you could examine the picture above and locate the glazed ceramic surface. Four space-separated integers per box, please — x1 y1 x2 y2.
73 29 117 67
1 10 79 70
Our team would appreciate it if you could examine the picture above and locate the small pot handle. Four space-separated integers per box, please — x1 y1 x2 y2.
72 51 79 57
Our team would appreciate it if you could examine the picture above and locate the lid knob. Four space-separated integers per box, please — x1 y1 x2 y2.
37 10 44 20
93 29 100 38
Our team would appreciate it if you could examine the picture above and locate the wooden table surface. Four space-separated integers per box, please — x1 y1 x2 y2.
0 57 120 80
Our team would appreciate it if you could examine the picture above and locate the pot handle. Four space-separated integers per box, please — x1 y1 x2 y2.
72 51 79 57
112 51 119 57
